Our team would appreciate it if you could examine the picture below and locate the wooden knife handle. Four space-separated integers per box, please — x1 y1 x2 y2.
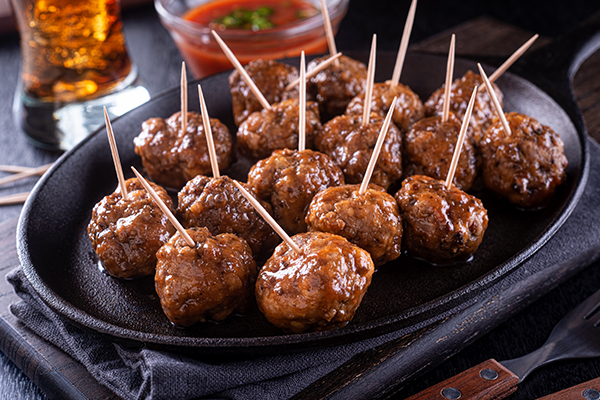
537 377 600 399
405 359 519 400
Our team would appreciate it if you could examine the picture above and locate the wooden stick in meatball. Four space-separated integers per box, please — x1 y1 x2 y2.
362 34 377 127
103 107 128 200
198 83 220 178
345 2 423 132
298 51 307 152
477 63 568 208
477 63 511 135
320 0 340 67
180 62 188 136
284 53 342 91
442 34 455 123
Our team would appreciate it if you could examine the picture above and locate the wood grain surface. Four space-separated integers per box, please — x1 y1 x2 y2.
1 2 600 400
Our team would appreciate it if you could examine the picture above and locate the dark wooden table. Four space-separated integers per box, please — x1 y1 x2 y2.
1 1 600 399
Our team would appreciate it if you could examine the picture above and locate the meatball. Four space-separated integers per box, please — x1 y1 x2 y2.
177 175 279 258
248 148 344 234
316 114 403 190
424 70 504 143
479 112 568 208
395 175 488 265
403 113 479 191
88 177 176 279
346 81 425 132
155 227 257 327
255 231 374 333
229 59 299 126
308 54 367 121
133 111 233 189
306 184 402 266
237 99 322 159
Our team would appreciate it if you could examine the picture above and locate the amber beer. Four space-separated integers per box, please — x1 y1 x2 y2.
13 0 132 102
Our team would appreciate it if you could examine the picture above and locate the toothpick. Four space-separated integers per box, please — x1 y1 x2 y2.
211 30 271 110
181 62 188 135
0 192 30 206
131 167 195 247
442 34 455 123
0 164 52 187
445 87 478 189
362 34 377 127
298 51 307 152
391 0 417 87
0 163 52 174
359 97 397 196
285 53 342 91
232 180 302 255
197 84 220 178
478 63 511 136
487 34 538 85
320 0 339 67
104 107 128 200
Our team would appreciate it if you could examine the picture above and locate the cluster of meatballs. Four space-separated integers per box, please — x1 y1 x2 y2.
88 52 568 334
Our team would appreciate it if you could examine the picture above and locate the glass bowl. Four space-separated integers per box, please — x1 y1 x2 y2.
155 0 350 79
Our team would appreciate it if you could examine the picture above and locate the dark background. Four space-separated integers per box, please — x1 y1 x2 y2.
1 0 600 399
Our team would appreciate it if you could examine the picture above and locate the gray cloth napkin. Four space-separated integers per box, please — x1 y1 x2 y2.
7 267 413 400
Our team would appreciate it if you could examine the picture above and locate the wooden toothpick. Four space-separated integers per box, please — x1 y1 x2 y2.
298 51 307 152
478 63 511 136
320 0 339 67
211 30 271 111
0 163 52 188
197 84 220 178
181 62 188 135
391 0 417 87
442 34 456 123
488 34 539 85
0 191 30 206
104 107 128 200
362 34 377 127
131 167 195 247
232 180 302 255
285 52 342 91
359 96 398 196
0 163 52 174
445 86 478 189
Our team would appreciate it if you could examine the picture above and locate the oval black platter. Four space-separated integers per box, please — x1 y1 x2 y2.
17 51 588 356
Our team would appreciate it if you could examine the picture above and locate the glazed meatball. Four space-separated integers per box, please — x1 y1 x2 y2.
346 81 425 132
256 231 374 333
237 99 322 159
308 54 367 120
177 175 279 258
395 175 488 265
424 70 504 143
316 114 403 190
248 148 344 234
229 59 299 126
88 178 176 279
404 113 479 191
134 111 232 189
306 184 402 266
155 227 257 327
479 112 568 208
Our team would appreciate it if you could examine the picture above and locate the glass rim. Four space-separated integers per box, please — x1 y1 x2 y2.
154 0 350 40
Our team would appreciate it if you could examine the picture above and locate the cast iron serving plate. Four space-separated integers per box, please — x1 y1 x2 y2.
17 26 595 355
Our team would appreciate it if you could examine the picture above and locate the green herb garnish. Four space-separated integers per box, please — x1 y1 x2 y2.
214 6 275 31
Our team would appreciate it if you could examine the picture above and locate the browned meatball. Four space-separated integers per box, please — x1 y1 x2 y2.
424 70 503 143
316 114 403 190
248 148 344 235
133 111 233 189
346 81 425 132
88 178 176 279
237 99 322 159
308 55 367 120
306 184 402 266
256 232 374 333
177 175 279 258
404 113 479 191
229 59 299 126
479 112 568 208
395 175 488 265
155 227 257 327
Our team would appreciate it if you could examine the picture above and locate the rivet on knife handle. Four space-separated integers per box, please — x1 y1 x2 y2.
405 359 518 400
536 376 600 399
